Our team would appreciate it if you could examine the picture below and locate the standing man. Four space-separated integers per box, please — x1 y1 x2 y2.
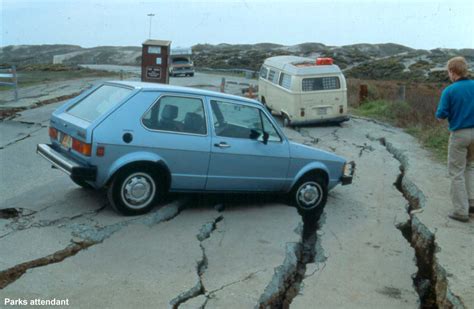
436 56 474 222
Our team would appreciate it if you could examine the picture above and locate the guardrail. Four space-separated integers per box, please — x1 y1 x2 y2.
0 65 18 101
197 67 258 79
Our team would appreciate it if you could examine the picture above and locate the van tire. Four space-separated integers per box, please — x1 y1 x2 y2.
283 115 292 128
261 97 271 113
107 166 163 216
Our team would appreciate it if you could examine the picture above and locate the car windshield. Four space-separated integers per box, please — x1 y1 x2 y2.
67 85 132 122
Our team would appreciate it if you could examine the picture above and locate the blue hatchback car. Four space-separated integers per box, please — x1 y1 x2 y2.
37 81 354 215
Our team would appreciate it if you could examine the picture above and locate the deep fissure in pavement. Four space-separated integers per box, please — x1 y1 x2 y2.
0 240 96 289
0 208 23 219
0 199 189 290
393 164 438 308
257 210 322 309
371 135 464 308
169 215 223 309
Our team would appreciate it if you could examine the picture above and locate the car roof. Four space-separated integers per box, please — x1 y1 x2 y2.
106 81 261 106
263 56 342 76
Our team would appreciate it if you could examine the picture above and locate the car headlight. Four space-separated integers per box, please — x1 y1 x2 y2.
343 161 355 177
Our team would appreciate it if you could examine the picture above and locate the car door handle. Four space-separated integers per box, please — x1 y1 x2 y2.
214 142 231 148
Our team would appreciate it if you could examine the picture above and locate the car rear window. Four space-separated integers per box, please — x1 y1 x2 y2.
302 76 340 91
67 85 132 122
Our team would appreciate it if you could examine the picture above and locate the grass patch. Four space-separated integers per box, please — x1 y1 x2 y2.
353 99 449 161
352 100 396 122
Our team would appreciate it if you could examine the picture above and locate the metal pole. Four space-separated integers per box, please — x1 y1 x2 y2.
220 78 226 93
398 85 406 102
147 13 155 39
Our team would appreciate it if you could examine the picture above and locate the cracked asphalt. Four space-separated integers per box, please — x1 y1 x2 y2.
1 74 473 308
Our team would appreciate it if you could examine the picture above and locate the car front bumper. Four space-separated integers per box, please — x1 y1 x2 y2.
170 68 194 75
341 161 355 185
37 144 96 181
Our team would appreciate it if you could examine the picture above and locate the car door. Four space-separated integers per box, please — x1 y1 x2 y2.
140 93 211 190
206 98 290 192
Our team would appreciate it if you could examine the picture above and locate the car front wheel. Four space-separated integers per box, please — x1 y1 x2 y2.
107 167 162 216
291 174 327 215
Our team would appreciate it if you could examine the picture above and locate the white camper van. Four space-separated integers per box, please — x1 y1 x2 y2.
258 56 349 126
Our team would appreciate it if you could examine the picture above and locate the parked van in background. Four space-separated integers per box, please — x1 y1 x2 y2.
169 48 195 77
259 56 349 126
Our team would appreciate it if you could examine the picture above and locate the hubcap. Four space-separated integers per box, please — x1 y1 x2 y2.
296 181 322 210
121 172 156 209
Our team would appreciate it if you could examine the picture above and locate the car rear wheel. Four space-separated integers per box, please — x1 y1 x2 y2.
291 174 327 215
107 167 162 216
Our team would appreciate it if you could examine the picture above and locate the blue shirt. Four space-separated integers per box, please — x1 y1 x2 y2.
436 78 474 131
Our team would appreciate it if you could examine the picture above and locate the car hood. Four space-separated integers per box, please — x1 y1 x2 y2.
289 141 345 163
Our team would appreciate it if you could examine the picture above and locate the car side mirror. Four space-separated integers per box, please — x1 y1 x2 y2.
249 129 261 140
262 131 269 145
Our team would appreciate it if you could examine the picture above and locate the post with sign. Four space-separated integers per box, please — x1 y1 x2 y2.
141 39 171 84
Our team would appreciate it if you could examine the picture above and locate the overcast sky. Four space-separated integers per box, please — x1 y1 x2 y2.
1 0 473 50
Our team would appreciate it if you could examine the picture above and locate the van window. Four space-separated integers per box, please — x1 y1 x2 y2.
278 73 291 89
67 85 132 122
268 70 278 84
260 67 268 79
302 76 340 91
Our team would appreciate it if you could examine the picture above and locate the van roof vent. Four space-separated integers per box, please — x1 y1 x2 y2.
316 58 334 65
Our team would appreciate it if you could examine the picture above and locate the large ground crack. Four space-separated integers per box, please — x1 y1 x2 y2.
368 134 465 308
0 198 191 289
0 240 95 289
257 211 324 309
169 215 224 308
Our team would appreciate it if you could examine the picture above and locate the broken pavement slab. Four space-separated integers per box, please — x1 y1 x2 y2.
290 122 419 308
0 121 44 149
0 226 74 271
364 118 474 308
200 204 301 308
0 208 218 308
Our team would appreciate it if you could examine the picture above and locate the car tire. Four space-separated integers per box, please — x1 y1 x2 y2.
189 73 194 77
107 167 163 216
71 177 94 189
291 174 327 216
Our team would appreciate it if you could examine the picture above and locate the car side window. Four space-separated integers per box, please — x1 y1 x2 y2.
210 100 281 142
142 96 207 135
